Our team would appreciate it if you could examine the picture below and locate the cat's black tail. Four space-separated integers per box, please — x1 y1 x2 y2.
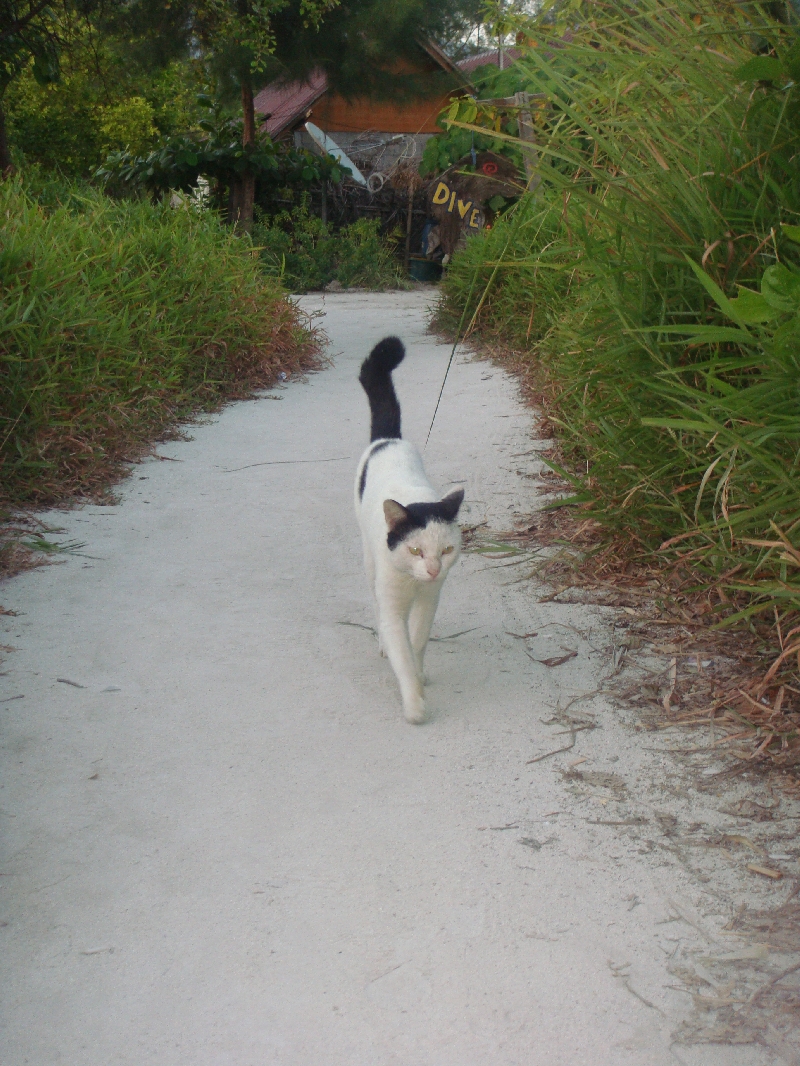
359 336 405 441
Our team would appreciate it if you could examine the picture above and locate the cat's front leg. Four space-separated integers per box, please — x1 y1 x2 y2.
408 585 441 683
376 586 426 723
380 617 425 721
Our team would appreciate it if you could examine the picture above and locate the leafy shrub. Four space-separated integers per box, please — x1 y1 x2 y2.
419 63 526 177
438 0 800 630
7 66 110 176
333 218 402 290
95 97 350 222
98 96 159 155
6 34 201 179
0 178 320 504
254 202 335 291
253 200 402 292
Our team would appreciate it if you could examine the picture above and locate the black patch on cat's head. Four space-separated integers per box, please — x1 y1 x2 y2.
384 489 465 550
358 439 395 500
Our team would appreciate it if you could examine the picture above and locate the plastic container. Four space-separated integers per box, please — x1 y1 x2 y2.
408 257 443 283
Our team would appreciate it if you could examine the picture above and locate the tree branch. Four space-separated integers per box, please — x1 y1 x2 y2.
0 1 54 44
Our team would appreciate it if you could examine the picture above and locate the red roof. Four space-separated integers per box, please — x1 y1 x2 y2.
253 43 532 138
457 48 523 75
254 69 328 137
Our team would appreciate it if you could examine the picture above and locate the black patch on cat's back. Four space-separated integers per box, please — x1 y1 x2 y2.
358 439 396 500
386 491 464 550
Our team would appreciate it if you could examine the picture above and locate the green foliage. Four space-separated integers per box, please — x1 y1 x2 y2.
334 217 401 289
254 200 335 290
0 176 318 504
420 122 518 176
11 80 161 175
420 59 536 176
7 62 109 175
97 96 158 155
0 0 62 98
100 0 340 85
252 199 402 291
96 104 349 213
97 123 275 196
6 29 205 178
267 0 477 99
438 0 800 629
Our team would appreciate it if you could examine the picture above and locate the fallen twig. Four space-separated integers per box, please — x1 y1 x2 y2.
526 734 577 764
223 455 351 473
430 627 481 641
530 649 578 668
748 960 800 1005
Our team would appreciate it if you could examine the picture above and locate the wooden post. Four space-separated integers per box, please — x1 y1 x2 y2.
404 189 414 273
478 93 546 194
514 90 539 191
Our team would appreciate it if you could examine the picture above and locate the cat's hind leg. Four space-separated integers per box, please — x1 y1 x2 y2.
408 585 441 684
362 540 386 655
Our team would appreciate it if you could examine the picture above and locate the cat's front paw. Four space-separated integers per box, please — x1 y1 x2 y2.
403 694 427 725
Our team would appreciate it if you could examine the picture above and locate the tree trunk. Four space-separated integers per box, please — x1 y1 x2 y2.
237 173 256 233
227 180 243 226
0 97 14 177
232 72 257 233
242 71 256 147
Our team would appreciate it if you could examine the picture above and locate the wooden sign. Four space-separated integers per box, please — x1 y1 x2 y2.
430 180 484 231
427 151 521 256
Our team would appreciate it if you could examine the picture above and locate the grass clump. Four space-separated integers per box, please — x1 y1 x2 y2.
1 177 320 505
438 0 800 643
253 200 404 292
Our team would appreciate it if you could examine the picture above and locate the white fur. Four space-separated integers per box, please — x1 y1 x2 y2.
355 439 461 724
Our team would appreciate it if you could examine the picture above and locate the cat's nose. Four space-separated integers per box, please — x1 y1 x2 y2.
426 563 441 578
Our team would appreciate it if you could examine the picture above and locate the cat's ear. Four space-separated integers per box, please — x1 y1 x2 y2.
439 488 465 522
383 499 409 530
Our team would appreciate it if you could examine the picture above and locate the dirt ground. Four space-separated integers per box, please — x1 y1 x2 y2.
1 290 798 1065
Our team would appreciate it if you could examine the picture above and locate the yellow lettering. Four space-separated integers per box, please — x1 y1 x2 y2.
469 208 481 228
448 190 457 212
432 181 450 205
456 199 472 219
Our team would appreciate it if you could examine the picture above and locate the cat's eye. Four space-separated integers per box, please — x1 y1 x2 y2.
408 546 422 556
442 546 455 555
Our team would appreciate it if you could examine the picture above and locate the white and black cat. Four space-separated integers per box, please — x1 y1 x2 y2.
355 337 464 724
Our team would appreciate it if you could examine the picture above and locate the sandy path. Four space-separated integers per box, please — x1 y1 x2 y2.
0 291 789 1065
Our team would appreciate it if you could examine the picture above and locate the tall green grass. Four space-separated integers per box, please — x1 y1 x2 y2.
439 0 800 634
1 178 319 504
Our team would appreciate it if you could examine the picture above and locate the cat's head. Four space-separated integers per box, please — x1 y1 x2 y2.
383 489 464 581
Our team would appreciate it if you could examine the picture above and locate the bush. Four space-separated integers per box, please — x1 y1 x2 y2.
7 67 110 177
438 0 800 632
98 96 159 156
6 36 203 179
419 62 526 177
0 178 320 504
253 200 403 292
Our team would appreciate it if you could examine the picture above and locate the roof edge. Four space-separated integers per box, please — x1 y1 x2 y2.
415 35 473 90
